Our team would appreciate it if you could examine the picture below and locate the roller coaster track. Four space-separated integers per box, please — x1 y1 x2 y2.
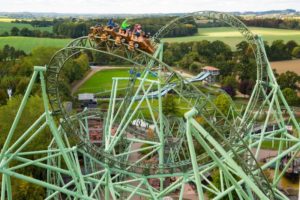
2 9 299 200
46 30 275 198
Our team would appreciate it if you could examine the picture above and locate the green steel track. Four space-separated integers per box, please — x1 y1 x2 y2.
1 11 299 200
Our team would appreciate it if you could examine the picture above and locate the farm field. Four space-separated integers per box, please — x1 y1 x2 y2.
0 36 71 53
270 59 300 74
0 21 52 34
163 27 300 48
77 69 131 93
0 17 15 22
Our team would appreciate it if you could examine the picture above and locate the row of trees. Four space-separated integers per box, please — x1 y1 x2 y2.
0 45 26 62
0 45 90 106
164 40 300 71
13 19 54 27
266 40 300 61
219 71 300 107
9 27 54 38
242 18 300 30
198 18 300 30
0 44 91 197
3 17 198 39
53 17 197 38
162 39 300 106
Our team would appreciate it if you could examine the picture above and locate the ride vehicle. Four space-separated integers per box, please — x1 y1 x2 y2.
89 20 155 54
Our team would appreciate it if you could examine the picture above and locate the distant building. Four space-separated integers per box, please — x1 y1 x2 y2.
202 66 220 83
78 93 97 109
78 93 95 101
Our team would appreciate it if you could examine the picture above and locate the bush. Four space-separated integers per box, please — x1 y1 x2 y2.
292 46 300 58
282 88 300 106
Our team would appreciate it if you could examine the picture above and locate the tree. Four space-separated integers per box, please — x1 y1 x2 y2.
1 31 9 36
214 93 231 115
189 61 203 72
277 71 300 90
0 89 8 105
10 27 19 36
238 80 255 96
220 76 238 97
20 27 34 36
209 40 232 60
13 176 45 200
292 46 300 58
221 76 238 89
178 51 199 69
269 40 290 61
207 169 239 199
0 95 51 151
221 85 236 98
282 88 299 106
286 40 298 56
162 94 178 116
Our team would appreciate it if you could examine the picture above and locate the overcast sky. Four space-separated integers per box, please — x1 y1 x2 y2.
0 0 299 14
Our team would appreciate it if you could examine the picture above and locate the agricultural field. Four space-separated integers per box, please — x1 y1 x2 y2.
0 21 52 35
163 27 300 48
77 69 131 93
270 59 300 74
0 36 71 53
0 17 15 22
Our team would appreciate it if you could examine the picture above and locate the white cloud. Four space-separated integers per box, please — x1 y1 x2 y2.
0 0 299 13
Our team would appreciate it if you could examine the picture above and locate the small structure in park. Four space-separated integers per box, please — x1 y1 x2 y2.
202 66 220 83
78 93 97 109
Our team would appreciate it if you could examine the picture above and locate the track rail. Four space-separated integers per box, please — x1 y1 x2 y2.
45 11 276 198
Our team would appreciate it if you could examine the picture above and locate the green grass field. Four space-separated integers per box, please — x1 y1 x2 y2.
77 69 131 93
0 36 71 53
0 21 53 35
163 27 300 48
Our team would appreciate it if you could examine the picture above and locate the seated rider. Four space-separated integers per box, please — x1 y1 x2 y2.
133 24 142 38
107 18 117 29
121 19 130 34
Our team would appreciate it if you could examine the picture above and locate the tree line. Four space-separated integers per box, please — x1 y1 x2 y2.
13 19 54 27
8 26 54 38
162 39 300 106
0 45 90 106
242 18 300 30
0 44 26 62
197 17 300 30
53 17 197 38
3 17 198 39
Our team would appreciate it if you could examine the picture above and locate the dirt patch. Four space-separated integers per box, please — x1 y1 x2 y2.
270 59 300 74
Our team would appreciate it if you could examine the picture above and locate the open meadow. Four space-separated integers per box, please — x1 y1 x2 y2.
0 36 71 53
163 27 300 48
77 69 131 93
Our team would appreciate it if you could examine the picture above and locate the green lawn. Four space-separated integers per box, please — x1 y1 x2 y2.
163 27 300 48
0 36 72 53
77 69 131 93
0 21 53 34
